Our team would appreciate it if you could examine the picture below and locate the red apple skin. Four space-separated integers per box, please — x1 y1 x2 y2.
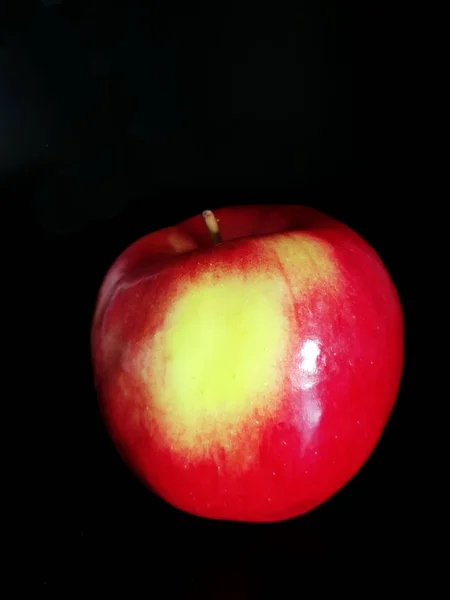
91 205 403 523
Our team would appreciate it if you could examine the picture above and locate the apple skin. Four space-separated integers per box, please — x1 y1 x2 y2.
91 205 403 523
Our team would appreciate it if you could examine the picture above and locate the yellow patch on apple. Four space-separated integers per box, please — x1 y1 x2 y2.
137 233 340 464
268 232 340 295
167 230 198 253
146 272 291 461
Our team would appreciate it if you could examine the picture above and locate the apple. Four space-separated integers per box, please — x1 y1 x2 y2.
91 204 403 522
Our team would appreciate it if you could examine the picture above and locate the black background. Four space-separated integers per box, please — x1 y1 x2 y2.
3 0 422 594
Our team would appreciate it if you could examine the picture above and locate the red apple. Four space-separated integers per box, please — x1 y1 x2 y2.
91 204 403 522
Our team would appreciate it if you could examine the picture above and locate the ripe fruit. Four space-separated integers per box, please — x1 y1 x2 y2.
91 205 403 522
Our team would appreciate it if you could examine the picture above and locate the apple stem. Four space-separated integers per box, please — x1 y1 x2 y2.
202 210 222 245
